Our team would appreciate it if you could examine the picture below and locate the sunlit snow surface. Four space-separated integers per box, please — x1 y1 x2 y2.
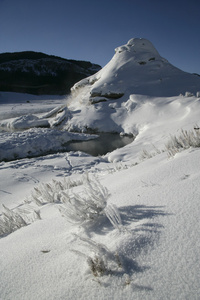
0 91 200 300
0 38 200 299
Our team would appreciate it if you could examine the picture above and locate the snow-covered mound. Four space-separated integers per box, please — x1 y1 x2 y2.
63 92 200 162
71 38 200 100
60 38 200 153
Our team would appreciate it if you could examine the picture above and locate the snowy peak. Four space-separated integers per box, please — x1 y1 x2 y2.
72 38 200 99
115 38 161 62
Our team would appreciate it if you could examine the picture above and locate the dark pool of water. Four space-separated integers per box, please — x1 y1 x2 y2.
66 133 134 156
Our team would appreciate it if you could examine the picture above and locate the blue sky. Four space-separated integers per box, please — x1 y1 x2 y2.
0 0 199 74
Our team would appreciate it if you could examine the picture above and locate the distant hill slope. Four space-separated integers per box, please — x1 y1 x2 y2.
0 51 101 95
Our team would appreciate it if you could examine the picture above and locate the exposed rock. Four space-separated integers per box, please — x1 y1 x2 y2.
89 97 107 104
90 91 124 99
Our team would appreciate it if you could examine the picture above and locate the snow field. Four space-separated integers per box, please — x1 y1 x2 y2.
1 37 200 299
1 147 200 299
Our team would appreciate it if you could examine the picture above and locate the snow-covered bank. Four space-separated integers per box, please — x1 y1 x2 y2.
0 92 66 120
0 128 97 161
1 92 200 162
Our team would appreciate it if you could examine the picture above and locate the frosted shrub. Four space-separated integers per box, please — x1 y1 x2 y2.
140 149 153 160
60 175 123 279
31 177 81 205
31 183 56 205
165 128 200 157
105 204 122 230
0 205 41 237
88 255 107 277
72 235 123 277
185 91 194 97
113 162 128 172
59 174 108 224
59 173 122 229
196 91 200 98
0 205 27 236
30 173 122 228
140 146 162 161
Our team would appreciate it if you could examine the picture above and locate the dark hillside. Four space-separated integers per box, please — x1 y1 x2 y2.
0 51 101 95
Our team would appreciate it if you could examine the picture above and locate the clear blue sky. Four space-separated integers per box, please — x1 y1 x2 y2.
0 0 199 74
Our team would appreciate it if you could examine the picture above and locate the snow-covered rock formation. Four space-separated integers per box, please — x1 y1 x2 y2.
71 38 200 100
62 38 200 136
